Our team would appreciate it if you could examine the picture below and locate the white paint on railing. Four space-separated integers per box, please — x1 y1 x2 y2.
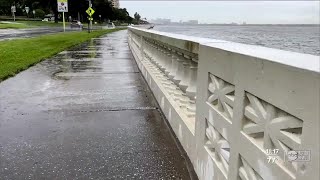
203 41 320 73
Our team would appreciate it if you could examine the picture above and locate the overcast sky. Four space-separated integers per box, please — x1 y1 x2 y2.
120 1 320 24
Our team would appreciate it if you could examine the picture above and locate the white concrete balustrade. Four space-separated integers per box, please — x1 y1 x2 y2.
127 26 320 180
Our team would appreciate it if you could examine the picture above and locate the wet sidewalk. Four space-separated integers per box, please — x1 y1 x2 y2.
0 30 194 179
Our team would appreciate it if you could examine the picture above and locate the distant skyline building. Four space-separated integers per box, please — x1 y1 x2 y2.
149 18 200 25
121 1 319 24
187 20 198 25
150 18 171 24
109 0 120 8
182 20 198 25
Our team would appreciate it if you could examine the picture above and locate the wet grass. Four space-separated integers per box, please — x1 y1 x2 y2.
0 28 126 81
19 21 63 27
0 21 63 29
0 23 30 29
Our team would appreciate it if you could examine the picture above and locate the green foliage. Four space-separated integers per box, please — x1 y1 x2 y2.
112 8 132 23
134 12 141 22
0 28 125 81
34 9 45 18
0 0 141 24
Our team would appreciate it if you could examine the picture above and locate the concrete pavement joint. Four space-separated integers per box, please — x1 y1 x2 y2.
77 107 158 113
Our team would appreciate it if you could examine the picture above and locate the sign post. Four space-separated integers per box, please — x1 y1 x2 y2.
11 6 16 21
62 12 65 31
85 6 95 33
25 7 30 18
57 0 68 32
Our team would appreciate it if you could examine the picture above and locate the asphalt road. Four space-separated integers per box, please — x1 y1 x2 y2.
0 27 79 41
0 30 196 179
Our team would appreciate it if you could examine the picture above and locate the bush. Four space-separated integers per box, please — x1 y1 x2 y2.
35 9 45 18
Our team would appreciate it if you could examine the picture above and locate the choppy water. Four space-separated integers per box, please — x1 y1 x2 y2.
153 25 320 56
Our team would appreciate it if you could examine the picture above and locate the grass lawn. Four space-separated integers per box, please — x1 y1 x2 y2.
0 28 125 81
0 22 30 29
0 21 124 29
0 21 63 29
20 21 63 27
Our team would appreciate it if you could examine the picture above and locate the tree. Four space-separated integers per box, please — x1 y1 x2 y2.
0 0 18 15
134 12 141 22
0 0 139 24
92 0 113 22
34 9 45 18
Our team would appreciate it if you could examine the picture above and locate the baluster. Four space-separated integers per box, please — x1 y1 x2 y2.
145 40 150 55
146 41 153 60
173 52 184 85
186 58 198 117
150 46 172 94
164 48 172 76
151 43 159 66
158 46 167 72
173 88 183 102
173 55 190 110
153 44 166 78
161 78 175 95
148 44 155 66
149 43 156 64
161 50 177 95
160 48 167 74
155 44 163 69
171 54 188 108
140 37 145 62
178 55 191 92
187 98 196 117
168 50 178 81
150 43 161 72
154 48 177 95
186 58 198 98
144 41 151 64
157 46 165 71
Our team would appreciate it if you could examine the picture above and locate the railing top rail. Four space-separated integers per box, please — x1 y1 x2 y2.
129 26 226 54
129 26 320 74
202 41 320 74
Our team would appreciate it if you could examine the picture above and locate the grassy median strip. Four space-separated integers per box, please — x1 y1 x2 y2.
0 23 30 29
19 21 63 27
0 28 125 81
0 21 63 29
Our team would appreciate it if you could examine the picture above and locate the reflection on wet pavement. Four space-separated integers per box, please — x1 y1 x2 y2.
0 30 195 179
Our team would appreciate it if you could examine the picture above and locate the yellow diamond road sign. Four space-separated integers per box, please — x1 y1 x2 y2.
86 7 95 17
